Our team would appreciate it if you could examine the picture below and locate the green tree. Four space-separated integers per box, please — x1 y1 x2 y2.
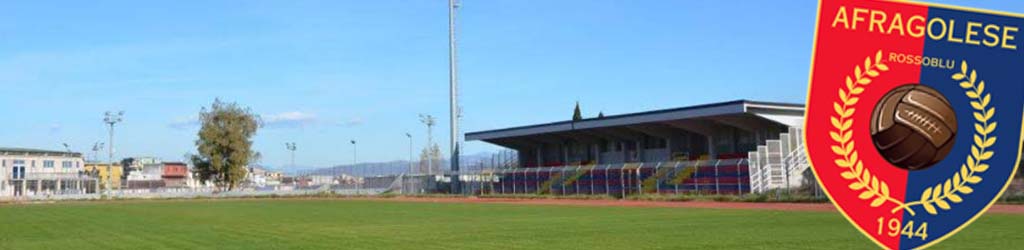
573 101 583 121
418 143 442 174
192 99 262 190
597 112 604 118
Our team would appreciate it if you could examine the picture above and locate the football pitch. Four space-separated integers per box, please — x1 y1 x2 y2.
1 199 1021 249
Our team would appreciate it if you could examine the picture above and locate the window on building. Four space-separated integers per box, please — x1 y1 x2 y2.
62 161 73 168
44 160 55 168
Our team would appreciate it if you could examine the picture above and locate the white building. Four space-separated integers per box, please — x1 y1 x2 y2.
1 147 95 197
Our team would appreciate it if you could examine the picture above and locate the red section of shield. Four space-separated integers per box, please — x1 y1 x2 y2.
806 0 928 249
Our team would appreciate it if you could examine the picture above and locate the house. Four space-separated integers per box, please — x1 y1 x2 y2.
1 147 94 197
161 162 189 188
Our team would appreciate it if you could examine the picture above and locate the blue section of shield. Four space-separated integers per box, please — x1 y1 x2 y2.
903 7 1024 249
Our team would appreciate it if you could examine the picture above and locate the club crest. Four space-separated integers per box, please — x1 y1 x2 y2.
805 0 1024 249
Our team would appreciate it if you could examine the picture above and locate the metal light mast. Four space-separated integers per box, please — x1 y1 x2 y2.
405 133 413 174
448 0 461 193
103 111 124 192
285 143 297 168
419 114 436 175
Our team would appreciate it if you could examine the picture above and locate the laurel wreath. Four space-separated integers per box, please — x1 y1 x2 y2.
830 50 912 214
891 61 994 216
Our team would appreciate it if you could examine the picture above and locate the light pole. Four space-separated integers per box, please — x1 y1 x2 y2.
405 133 413 174
350 140 357 165
448 0 462 194
285 143 296 168
91 142 104 162
351 139 359 194
103 111 124 192
419 114 435 175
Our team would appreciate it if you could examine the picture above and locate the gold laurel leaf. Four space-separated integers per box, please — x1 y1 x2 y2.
978 81 986 94
936 198 952 210
859 191 874 200
848 97 860 105
921 187 933 201
961 61 968 74
871 197 886 207
875 51 882 63
948 193 963 203
966 176 982 184
960 185 974 194
923 201 938 215
986 122 997 134
841 171 857 180
876 64 890 71
866 70 879 77
855 66 862 77
850 182 866 190
960 81 973 88
857 78 871 84
864 58 871 71
952 73 966 80
975 164 990 172
880 182 890 197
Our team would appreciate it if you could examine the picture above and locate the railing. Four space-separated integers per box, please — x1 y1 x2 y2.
456 159 750 196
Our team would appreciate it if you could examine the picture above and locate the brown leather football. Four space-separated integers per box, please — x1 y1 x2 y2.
870 84 957 171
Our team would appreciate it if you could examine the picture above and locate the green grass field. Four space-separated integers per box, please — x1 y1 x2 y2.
0 199 1020 249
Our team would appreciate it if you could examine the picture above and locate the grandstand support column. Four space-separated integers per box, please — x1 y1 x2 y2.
714 160 721 195
707 135 716 160
635 163 642 193
56 179 62 194
536 146 543 167
592 144 600 164
674 162 681 193
562 144 569 165
630 140 638 161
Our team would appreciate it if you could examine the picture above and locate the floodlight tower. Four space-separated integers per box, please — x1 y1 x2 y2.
285 143 297 168
91 142 104 162
103 111 124 192
405 133 413 174
448 0 462 193
419 114 436 175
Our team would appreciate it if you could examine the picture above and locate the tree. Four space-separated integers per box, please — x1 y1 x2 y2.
573 101 583 121
192 99 262 190
418 143 443 174
597 112 605 118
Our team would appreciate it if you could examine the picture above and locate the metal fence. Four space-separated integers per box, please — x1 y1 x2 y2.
452 159 750 197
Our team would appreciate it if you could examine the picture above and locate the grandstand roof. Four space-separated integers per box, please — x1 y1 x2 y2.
0 147 83 157
466 100 804 147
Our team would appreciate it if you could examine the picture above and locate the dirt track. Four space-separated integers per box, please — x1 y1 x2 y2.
363 197 1024 215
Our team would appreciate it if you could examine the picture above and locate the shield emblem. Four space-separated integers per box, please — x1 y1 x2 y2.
805 0 1024 249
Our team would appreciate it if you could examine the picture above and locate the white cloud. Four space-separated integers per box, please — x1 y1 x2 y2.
339 117 364 127
264 111 318 128
48 123 62 134
168 116 199 130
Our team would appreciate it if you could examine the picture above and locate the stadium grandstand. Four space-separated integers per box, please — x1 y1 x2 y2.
464 100 812 196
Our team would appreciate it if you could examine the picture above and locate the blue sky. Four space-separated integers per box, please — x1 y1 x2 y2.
1 0 1020 169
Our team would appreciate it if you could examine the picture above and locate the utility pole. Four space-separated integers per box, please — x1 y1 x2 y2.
103 111 124 193
419 114 436 175
448 0 462 193
405 133 413 174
